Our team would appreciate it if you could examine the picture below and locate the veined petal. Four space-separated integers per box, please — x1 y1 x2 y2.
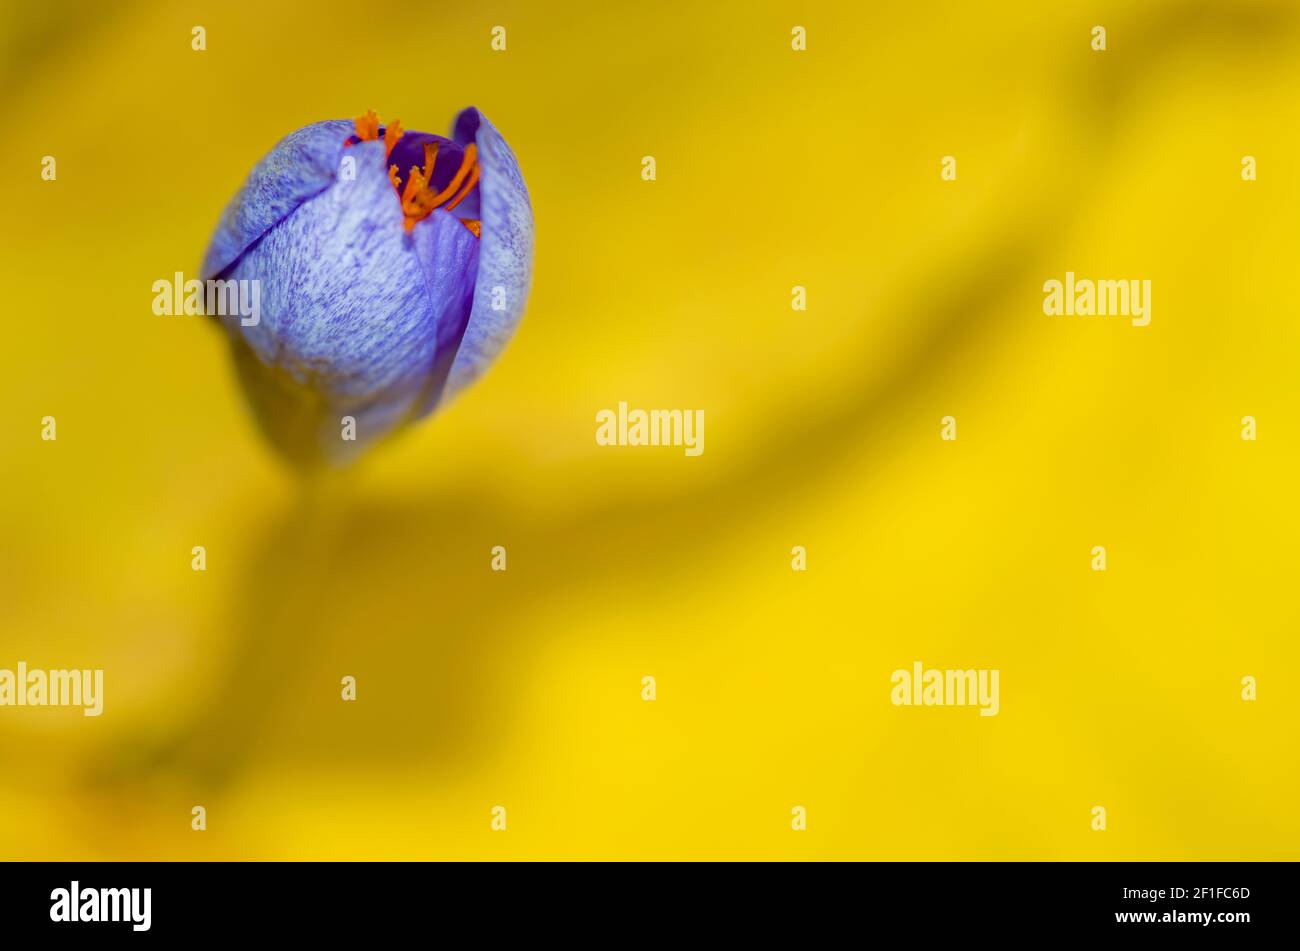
445 107 534 398
202 119 354 280
408 209 480 416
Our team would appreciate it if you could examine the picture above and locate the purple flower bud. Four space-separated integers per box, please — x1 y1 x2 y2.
202 107 533 467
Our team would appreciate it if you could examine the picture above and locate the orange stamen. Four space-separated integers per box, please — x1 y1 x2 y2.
399 145 436 202
400 143 442 229
402 146 480 232
349 111 482 237
346 119 480 236
424 144 478 208
383 119 404 158
400 165 429 232
400 166 422 202
445 163 480 212
354 109 380 141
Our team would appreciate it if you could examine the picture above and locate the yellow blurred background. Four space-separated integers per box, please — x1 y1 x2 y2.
1 0 1297 859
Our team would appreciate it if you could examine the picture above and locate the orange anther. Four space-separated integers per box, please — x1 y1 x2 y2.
460 219 481 238
354 109 380 141
384 119 404 158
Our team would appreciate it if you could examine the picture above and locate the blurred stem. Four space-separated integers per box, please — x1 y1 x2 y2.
94 468 359 792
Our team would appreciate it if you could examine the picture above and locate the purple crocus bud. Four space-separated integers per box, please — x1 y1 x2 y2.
201 108 533 467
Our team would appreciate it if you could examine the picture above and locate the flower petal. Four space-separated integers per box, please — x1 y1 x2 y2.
407 209 480 416
201 119 354 280
444 107 534 398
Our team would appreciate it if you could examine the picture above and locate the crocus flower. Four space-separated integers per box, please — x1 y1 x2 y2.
201 107 533 467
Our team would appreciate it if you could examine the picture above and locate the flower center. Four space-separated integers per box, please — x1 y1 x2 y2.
346 110 481 237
